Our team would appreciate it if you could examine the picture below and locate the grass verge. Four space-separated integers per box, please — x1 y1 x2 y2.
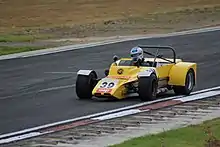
0 46 46 56
0 34 52 42
110 117 220 147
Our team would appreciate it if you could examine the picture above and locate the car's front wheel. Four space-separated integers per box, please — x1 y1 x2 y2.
138 74 158 101
75 71 97 99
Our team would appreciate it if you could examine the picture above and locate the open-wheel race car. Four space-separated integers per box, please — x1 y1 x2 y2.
75 45 197 101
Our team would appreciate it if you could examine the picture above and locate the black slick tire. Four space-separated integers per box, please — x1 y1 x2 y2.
75 71 97 99
173 69 195 95
138 74 158 101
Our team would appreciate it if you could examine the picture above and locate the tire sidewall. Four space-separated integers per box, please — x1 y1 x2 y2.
184 69 194 94
75 72 97 99
173 69 195 95
138 74 157 101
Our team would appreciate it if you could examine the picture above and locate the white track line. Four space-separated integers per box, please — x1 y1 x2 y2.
176 90 220 102
91 109 142 121
39 84 75 92
44 72 76 74
0 132 43 144
0 26 220 61
192 86 220 94
0 84 76 100
0 85 219 139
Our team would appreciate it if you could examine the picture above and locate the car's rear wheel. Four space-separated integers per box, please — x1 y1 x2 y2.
173 69 195 95
75 71 97 99
138 74 158 101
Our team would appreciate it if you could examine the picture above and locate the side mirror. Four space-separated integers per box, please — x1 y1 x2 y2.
113 55 119 62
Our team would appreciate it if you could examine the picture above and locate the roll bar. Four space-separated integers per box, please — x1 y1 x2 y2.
137 45 176 63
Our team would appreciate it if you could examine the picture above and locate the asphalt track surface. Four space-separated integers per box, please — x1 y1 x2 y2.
0 30 220 135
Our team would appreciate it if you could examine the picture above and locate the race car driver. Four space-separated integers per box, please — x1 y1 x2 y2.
130 46 153 67
130 46 145 66
105 46 150 76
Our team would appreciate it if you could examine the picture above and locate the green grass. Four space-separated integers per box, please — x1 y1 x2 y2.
0 46 46 55
0 34 52 42
110 118 220 147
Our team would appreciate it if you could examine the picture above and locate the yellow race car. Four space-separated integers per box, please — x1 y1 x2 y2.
75 45 197 101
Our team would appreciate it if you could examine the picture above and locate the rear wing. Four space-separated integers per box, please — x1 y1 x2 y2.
138 45 176 63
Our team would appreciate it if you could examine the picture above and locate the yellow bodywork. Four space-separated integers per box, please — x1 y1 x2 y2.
92 57 197 99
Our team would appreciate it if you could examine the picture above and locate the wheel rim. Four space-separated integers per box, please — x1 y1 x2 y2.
187 72 194 91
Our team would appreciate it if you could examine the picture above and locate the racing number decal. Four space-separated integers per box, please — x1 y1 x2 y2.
100 82 108 88
100 82 115 88
96 79 118 93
